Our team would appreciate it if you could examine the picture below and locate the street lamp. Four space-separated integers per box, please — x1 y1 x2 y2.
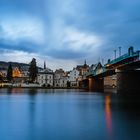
114 50 117 59
118 46 121 57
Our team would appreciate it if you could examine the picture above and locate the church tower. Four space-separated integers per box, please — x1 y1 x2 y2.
44 61 46 69
84 60 87 65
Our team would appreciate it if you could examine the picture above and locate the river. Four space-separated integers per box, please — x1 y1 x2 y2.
0 88 140 140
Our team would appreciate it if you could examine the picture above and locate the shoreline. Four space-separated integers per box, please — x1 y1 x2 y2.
0 85 117 91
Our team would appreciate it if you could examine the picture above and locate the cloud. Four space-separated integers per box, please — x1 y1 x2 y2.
45 25 105 60
0 15 45 45
0 0 140 70
0 49 40 64
62 27 103 52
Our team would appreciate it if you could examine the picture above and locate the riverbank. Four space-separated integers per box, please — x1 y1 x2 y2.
0 83 83 89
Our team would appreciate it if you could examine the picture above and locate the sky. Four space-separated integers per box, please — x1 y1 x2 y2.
0 0 140 70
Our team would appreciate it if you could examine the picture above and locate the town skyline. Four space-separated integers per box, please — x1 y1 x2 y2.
0 59 89 71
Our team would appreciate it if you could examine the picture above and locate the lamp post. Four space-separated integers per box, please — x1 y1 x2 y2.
119 46 121 57
114 50 117 59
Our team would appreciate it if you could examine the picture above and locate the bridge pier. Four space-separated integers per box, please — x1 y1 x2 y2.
117 70 140 94
88 77 104 92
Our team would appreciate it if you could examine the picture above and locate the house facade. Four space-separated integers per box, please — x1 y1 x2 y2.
54 69 69 87
69 68 79 87
37 68 54 87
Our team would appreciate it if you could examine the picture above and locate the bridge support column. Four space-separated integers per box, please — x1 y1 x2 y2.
117 70 140 94
88 77 104 92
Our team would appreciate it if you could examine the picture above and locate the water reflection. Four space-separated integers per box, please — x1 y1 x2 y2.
28 88 37 96
105 95 113 139
0 88 140 140
2 88 24 95
0 88 38 95
11 88 24 94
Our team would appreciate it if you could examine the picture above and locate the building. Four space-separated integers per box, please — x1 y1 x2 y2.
37 63 54 87
12 67 27 83
76 60 89 76
75 60 90 87
69 68 79 87
54 69 69 87
89 62 104 75
13 67 23 77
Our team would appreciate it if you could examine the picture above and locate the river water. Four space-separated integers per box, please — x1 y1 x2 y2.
0 88 140 140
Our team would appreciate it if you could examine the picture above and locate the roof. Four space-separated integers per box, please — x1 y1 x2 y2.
76 64 89 70
90 62 103 71
38 68 53 74
55 69 64 74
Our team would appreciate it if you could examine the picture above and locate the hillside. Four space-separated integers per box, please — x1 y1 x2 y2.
0 61 43 71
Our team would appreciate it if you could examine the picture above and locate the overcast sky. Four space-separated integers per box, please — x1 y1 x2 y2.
0 0 140 70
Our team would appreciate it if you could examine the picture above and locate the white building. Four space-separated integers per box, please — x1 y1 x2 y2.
37 68 54 87
69 68 79 87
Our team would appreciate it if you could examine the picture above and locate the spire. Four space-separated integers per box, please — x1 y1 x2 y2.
44 61 46 69
84 60 86 65
84 60 87 67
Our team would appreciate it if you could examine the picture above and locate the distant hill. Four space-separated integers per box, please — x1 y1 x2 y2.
0 61 43 71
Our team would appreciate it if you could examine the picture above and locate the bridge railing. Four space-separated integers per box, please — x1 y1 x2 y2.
105 51 139 66
86 71 96 77
86 67 106 77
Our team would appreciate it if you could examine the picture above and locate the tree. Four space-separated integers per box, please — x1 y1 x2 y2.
7 63 13 82
28 58 38 83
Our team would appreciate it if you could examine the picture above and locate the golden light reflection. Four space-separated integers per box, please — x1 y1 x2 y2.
11 88 23 94
105 95 113 135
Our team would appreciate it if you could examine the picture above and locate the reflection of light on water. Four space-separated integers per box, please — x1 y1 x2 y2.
105 95 113 136
11 88 23 94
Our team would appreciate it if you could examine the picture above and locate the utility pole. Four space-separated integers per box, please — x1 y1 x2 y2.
114 50 117 59
118 46 121 57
